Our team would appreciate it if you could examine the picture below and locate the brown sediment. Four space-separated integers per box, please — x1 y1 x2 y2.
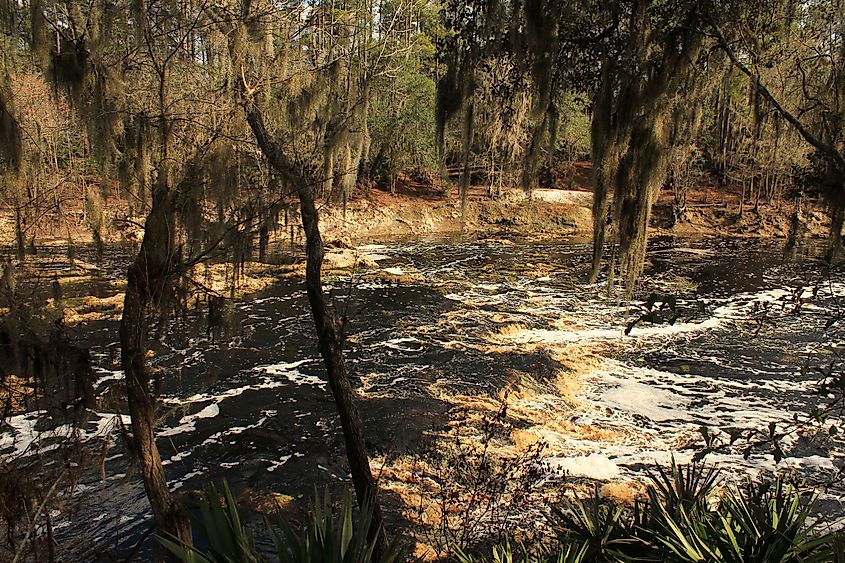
547 344 607 377
488 323 529 338
0 374 36 411
370 343 639 558
236 487 298 515
193 261 299 295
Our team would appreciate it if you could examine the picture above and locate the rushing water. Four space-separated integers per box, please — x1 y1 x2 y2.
3 235 844 557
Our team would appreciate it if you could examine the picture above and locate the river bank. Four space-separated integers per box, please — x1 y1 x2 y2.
319 179 835 244
2 161 838 252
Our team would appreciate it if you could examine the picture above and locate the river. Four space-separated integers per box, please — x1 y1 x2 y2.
2 235 844 558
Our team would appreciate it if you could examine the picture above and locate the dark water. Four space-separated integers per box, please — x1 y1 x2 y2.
3 235 844 558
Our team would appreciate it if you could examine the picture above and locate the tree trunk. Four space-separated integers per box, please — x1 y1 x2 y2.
588 65 616 285
245 105 389 560
259 224 269 263
14 201 25 263
459 102 475 221
589 166 611 284
784 196 801 260
829 189 845 263
613 119 672 298
119 180 192 550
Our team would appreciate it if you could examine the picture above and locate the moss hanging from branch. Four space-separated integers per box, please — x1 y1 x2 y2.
437 0 570 198
588 2 710 296
435 49 464 170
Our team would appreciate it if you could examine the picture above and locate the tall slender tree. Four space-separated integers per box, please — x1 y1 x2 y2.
210 1 427 557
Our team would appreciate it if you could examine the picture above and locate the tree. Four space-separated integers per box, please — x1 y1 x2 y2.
208 1 427 557
29 0 268 546
1 9 26 260
711 0 845 260
588 0 717 296
435 0 569 210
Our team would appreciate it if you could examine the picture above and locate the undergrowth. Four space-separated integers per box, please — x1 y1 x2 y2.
161 459 844 562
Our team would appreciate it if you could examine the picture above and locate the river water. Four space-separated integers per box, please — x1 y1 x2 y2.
2 235 844 557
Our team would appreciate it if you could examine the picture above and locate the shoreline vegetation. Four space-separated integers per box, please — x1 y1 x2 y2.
2 161 840 252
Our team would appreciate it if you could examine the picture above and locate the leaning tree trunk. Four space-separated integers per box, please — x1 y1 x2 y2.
119 177 192 548
245 105 389 559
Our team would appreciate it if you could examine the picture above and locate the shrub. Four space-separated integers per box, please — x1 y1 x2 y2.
161 462 843 563
479 459 842 563
455 538 589 563
158 482 403 563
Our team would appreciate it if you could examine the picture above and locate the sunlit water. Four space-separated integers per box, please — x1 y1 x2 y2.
3 236 844 557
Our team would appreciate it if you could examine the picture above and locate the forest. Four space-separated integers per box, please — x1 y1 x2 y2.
1 0 845 560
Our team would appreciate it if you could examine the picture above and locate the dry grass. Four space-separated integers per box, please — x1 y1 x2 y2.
62 293 125 324
600 481 646 506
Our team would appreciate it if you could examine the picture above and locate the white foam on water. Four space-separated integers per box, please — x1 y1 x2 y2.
266 454 293 472
0 412 72 457
382 267 406 276
356 244 389 252
1 411 132 460
376 336 424 352
600 378 687 423
200 415 269 447
778 455 837 472
171 469 204 491
367 254 392 262
195 403 220 419
94 369 123 387
547 454 621 480
162 375 290 407
156 375 293 438
256 360 324 386
159 402 221 437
